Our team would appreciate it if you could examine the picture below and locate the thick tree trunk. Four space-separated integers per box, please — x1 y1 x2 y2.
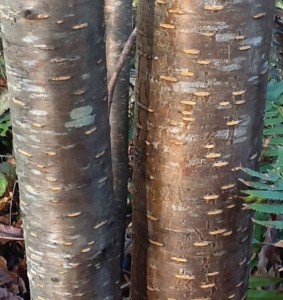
0 1 121 299
105 0 132 264
132 1 274 299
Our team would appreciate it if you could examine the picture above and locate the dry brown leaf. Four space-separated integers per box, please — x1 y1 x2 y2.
0 224 23 243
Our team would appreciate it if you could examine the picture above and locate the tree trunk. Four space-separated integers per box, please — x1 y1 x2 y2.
132 1 274 299
105 0 132 264
271 4 283 69
0 1 121 299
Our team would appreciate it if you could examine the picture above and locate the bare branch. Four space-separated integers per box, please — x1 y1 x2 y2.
108 27 137 113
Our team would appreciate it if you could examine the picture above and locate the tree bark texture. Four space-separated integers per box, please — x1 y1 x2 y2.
0 1 121 299
105 0 132 264
132 1 274 299
271 7 283 69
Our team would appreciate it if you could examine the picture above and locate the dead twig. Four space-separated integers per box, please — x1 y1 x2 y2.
108 27 137 113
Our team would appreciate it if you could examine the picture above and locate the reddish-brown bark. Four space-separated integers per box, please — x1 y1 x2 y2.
132 1 274 299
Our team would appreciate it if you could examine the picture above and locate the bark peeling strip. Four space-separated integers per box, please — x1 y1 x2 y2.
46 151 56 156
13 97 25 106
193 241 210 247
223 231 233 236
170 257 187 263
227 120 241 126
51 75 71 81
253 13 266 19
209 229 227 235
207 209 223 215
227 204 236 209
95 151 105 158
221 184 235 190
236 281 244 287
147 214 159 221
18 149 32 157
72 23 88 30
85 127 97 135
239 258 247 266
200 283 215 289
180 101 196 106
148 239 164 247
205 153 221 158
160 75 178 82
197 59 211 65
183 49 200 55
204 144 214 150
204 5 224 11
159 23 175 29
147 286 160 292
175 274 195 280
94 220 108 229
81 247 91 253
66 212 82 217
213 161 229 167
203 194 219 201
207 272 219 277
73 88 86 95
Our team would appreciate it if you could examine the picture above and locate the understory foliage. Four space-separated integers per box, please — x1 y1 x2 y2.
245 74 283 298
0 49 26 299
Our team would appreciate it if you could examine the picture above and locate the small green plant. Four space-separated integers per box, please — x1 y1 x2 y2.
0 112 12 154
245 72 283 298
248 276 283 299
0 56 5 80
0 113 11 138
0 173 7 197
276 0 283 10
243 148 283 229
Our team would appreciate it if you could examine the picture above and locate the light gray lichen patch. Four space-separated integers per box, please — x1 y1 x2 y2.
173 81 207 93
22 34 39 43
65 105 95 129
241 36 263 47
215 33 235 43
30 109 48 116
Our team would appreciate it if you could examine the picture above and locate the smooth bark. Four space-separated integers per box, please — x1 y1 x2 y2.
132 1 274 299
105 0 132 265
0 1 120 299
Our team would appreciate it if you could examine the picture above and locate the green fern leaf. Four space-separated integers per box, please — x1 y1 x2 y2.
264 127 283 135
245 190 283 200
248 289 283 300
249 276 283 288
253 219 283 229
265 117 283 126
265 109 278 117
0 174 7 197
240 179 283 191
249 203 283 214
269 137 283 145
241 168 277 182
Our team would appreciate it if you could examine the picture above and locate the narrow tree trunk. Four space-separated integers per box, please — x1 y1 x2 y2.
271 5 283 69
0 1 121 299
105 0 132 263
132 1 274 299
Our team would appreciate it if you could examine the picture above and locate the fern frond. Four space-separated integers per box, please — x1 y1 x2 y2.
245 190 283 200
252 219 283 229
249 203 283 214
